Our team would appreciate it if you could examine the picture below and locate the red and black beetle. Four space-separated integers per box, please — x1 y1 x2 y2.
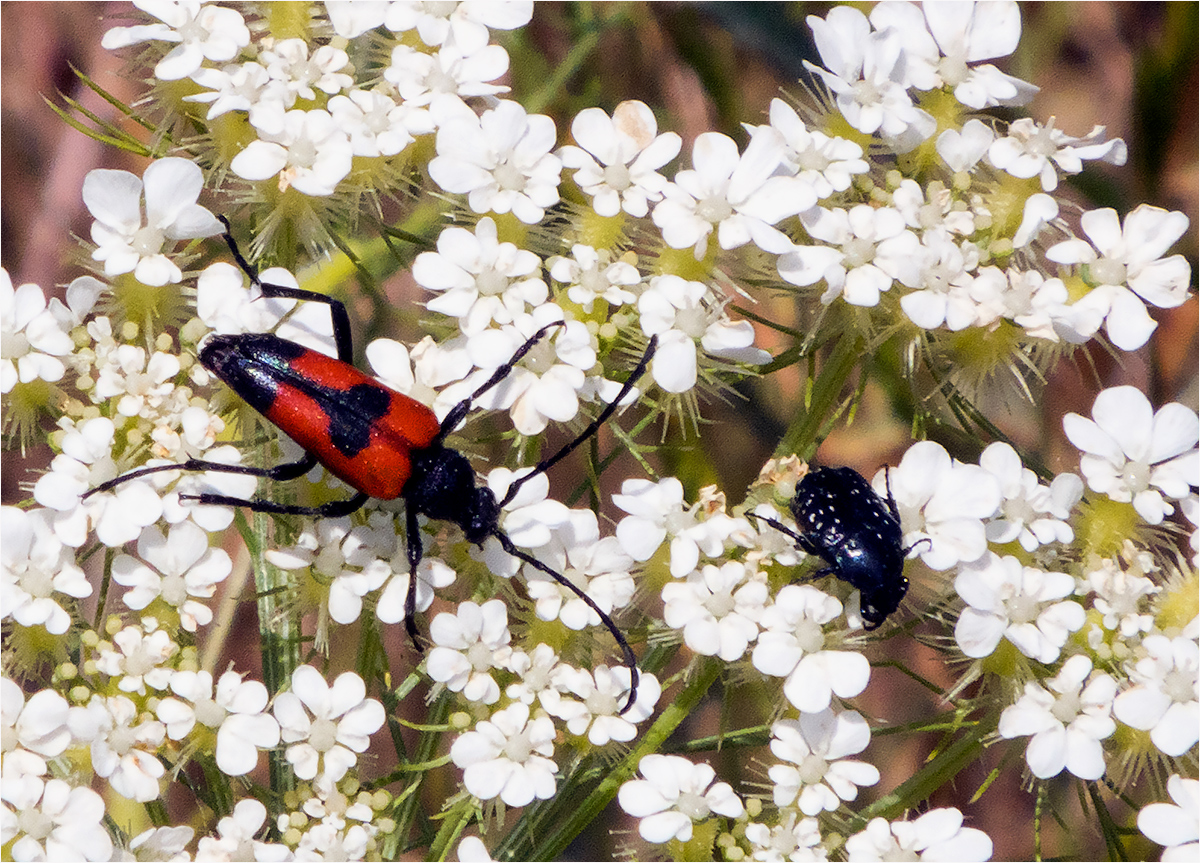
85 218 656 711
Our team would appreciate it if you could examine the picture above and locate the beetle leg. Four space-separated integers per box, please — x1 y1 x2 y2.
82 452 320 500
499 336 658 508
403 504 426 652
177 489 369 518
218 215 354 364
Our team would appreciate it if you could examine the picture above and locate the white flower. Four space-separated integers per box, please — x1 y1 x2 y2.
101 0 250 81
426 599 512 704
547 244 640 312
195 798 290 861
897 227 982 330
83 158 222 285
662 560 766 661
376 556 457 628
0 272 74 393
652 129 811 257
768 709 880 816
635 275 765 394
617 754 744 844
33 416 163 547
559 100 681 217
384 41 510 110
504 643 562 707
744 812 825 863
185 61 290 132
936 118 996 173
327 88 427 158
273 666 385 783
230 108 353 197
413 217 547 335
778 205 921 307
541 665 660 745
429 99 562 224
1139 775 1199 863
456 835 495 862
383 0 533 53
843 808 993 862
95 620 179 695
765 98 867 199
450 702 557 807
987 117 1127 192
613 477 745 575
0 679 71 779
113 521 232 630
752 584 871 713
1046 205 1193 351
954 553 1085 664
1112 634 1199 757
1081 555 1159 638
127 825 195 861
446 310 601 436
881 441 1001 571
803 6 935 146
72 694 167 801
998 654 1117 780
869 0 1038 109
0 777 113 862
266 518 391 626
1 506 92 634
1063 386 1198 525
156 669 280 777
978 442 1082 552
524 510 635 631
260 38 352 102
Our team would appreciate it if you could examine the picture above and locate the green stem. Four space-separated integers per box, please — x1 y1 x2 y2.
499 655 724 861
236 508 299 796
777 331 865 461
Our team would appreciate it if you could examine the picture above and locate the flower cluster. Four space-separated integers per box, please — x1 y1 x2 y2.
2 1 1194 861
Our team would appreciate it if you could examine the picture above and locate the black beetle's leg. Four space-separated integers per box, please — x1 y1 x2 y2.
82 452 320 500
403 504 426 652
882 466 901 524
177 490 369 518
498 335 658 508
493 531 640 716
218 215 354 364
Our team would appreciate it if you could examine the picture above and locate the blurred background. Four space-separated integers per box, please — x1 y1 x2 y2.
2 4 1196 859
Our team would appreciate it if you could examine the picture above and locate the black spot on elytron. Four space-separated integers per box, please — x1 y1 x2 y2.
788 466 908 629
326 384 392 457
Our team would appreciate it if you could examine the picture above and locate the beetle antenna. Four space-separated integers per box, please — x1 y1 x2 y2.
491 530 640 716
499 335 657 508
743 510 804 545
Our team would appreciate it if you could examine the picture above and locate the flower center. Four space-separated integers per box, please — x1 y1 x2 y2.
468 640 496 672
475 268 509 297
161 573 189 606
132 225 165 255
108 724 139 756
675 790 711 820
603 163 632 190
1004 593 1040 626
2 330 31 359
193 696 227 729
703 588 736 618
308 717 339 752
792 618 826 654
1120 460 1150 494
18 808 53 841
1089 257 1128 287
503 728 533 762
585 688 618 716
695 196 732 224
841 237 876 268
493 161 527 193
937 56 970 87
797 753 829 784
19 566 54 599
1162 668 1196 703
1051 690 1081 724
